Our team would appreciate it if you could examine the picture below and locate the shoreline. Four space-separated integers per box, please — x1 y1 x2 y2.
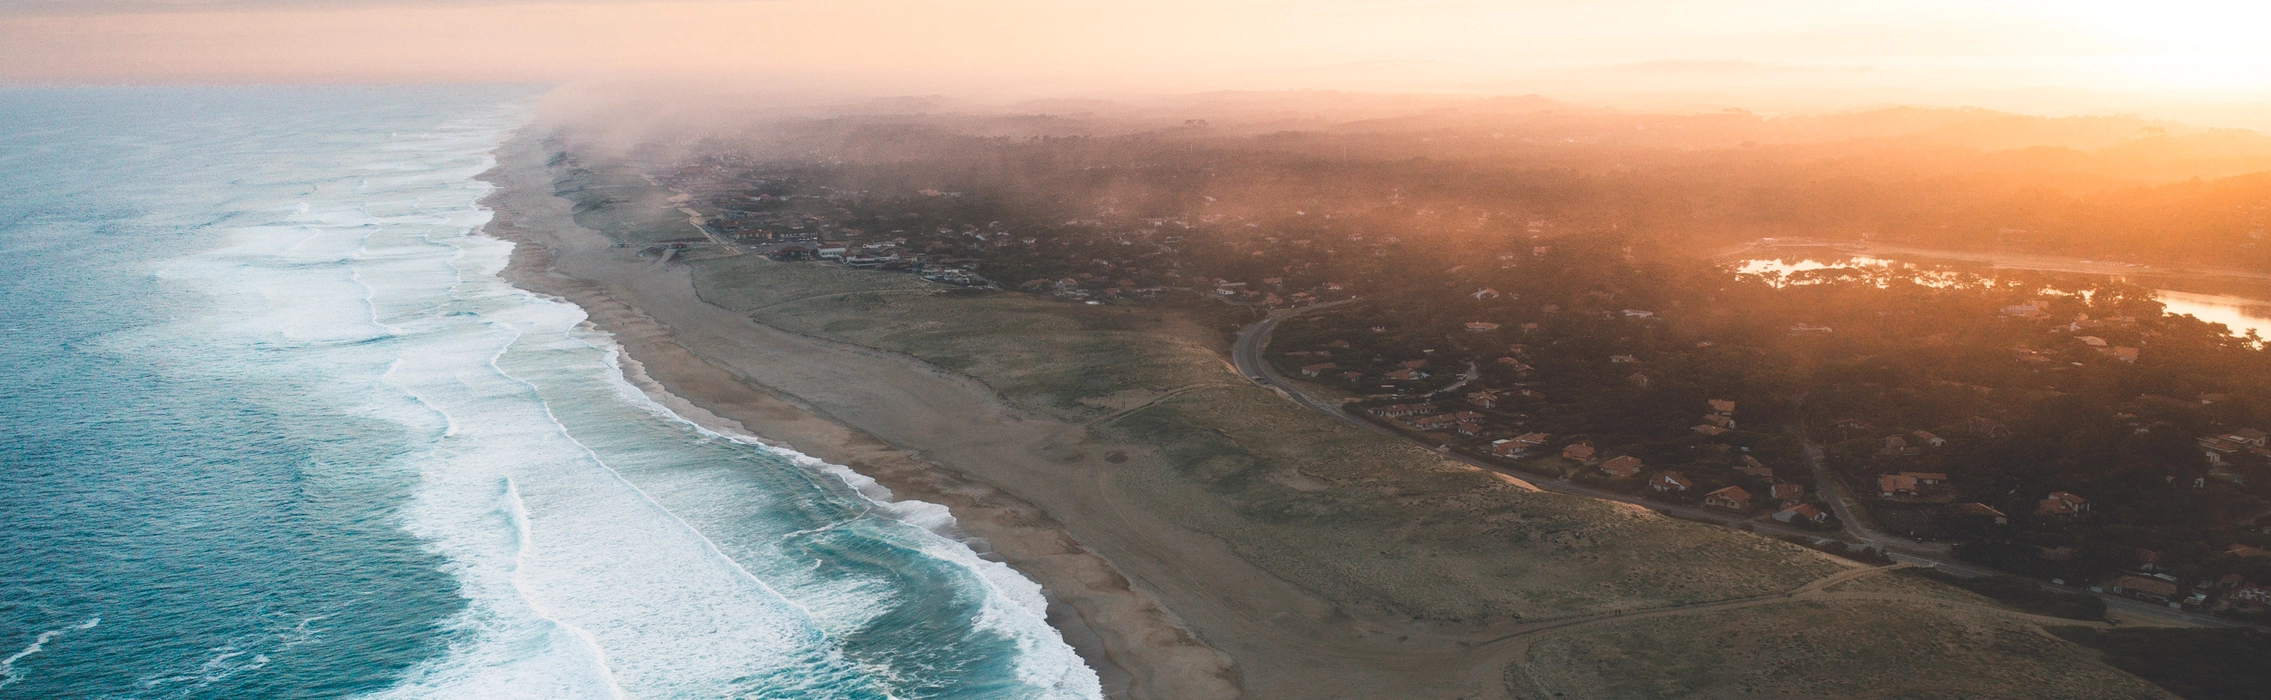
465 125 2205 700
474 131 1240 700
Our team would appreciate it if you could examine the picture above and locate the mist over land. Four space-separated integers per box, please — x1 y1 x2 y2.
11 1 2271 698
504 83 2271 698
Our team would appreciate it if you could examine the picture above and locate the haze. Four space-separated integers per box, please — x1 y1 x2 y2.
6 0 2271 125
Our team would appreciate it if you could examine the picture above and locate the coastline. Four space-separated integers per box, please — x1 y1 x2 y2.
474 130 1240 700
468 125 2200 700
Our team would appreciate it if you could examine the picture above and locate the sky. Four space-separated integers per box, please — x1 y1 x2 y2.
5 0 2271 122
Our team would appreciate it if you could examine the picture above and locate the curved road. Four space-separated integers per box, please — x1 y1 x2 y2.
1232 304 2256 632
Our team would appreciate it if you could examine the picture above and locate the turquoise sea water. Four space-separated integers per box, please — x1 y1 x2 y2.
0 86 1099 699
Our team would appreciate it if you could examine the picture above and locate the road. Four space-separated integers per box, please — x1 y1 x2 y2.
1232 304 2259 632
1789 404 1948 555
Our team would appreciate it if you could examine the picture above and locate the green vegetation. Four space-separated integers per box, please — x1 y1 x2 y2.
1906 569 2107 620
679 252 1844 621
2051 627 2271 700
549 149 704 246
1514 600 2167 699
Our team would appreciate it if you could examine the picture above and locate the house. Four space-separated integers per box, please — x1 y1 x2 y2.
2111 575 2180 603
1599 455 1644 479
1734 463 1776 479
1692 424 1730 436
2036 491 2090 517
1904 472 1947 486
2230 544 2271 559
1787 323 1834 335
2232 582 2271 606
1383 369 1426 381
1649 471 1693 492
1707 399 1737 415
1701 413 1735 429
1609 354 1639 364
1771 483 1806 500
1878 474 1922 497
1455 422 1486 437
1465 321 1501 332
1368 403 1434 418
1774 503 1829 524
1466 391 1500 408
1951 502 2008 525
1878 435 1919 456
1408 414 1459 431
2106 346 2140 363
1491 433 1549 458
1300 363 1338 377
1628 373 1650 388
1912 430 1946 447
2076 335 2109 347
1471 288 1502 300
1562 444 1598 464
2200 436 2245 465
1705 486 1752 510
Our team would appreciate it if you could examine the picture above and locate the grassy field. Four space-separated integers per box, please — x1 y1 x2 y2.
1907 569 2108 621
1510 600 2172 699
2051 627 2271 700
695 258 1234 420
552 161 704 246
686 253 1849 621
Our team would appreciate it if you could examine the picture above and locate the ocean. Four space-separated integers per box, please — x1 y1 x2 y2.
0 86 1101 699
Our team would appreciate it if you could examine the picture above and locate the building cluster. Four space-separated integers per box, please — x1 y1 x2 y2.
1361 396 1836 527
2099 543 2271 615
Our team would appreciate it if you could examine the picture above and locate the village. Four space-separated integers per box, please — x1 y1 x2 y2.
1260 261 2271 627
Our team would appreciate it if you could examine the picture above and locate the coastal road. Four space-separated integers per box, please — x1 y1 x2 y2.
1233 305 2262 632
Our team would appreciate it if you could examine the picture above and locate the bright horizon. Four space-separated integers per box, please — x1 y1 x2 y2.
6 0 2271 126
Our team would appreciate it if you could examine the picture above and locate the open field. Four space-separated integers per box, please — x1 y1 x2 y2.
691 256 1849 622
551 157 705 246
1509 599 2173 699
504 137 2183 698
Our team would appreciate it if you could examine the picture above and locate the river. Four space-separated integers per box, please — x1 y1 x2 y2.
1733 254 2271 341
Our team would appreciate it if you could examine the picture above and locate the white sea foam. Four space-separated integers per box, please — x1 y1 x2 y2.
576 333 1102 698
129 94 1100 700
0 616 98 691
